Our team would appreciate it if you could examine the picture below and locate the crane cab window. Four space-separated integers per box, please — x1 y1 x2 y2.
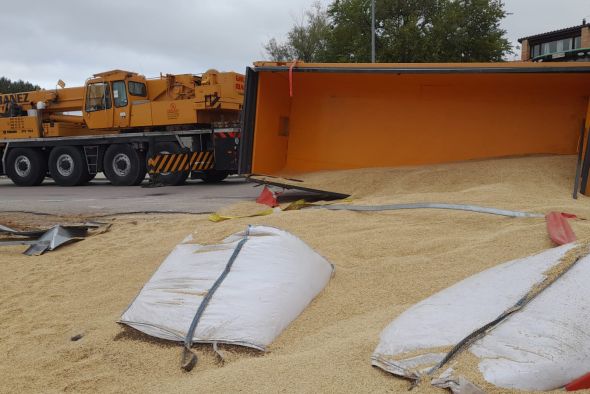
128 81 147 97
112 81 128 107
85 82 112 112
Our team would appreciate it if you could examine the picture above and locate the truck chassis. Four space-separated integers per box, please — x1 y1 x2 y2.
0 128 240 186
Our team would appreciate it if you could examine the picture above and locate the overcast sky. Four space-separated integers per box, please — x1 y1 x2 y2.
1 0 588 89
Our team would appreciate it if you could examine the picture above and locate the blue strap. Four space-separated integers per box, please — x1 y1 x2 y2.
181 232 249 370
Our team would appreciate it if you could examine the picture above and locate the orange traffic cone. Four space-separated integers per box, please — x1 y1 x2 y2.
256 186 279 208
566 371 590 391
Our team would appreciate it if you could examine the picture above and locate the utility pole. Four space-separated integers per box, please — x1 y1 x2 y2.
371 0 376 63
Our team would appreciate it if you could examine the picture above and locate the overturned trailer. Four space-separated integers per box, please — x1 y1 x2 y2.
239 61 590 194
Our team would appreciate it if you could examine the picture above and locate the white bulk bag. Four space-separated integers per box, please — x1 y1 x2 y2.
120 225 333 351
372 243 590 392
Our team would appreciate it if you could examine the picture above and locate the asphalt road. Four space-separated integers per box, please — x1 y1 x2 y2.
0 175 261 216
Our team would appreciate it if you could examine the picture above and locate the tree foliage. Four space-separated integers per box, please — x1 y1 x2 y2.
0 77 40 94
265 2 331 62
265 0 512 63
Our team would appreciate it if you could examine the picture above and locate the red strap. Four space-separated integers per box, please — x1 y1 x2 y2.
546 212 577 245
289 60 298 98
566 371 590 391
561 213 578 219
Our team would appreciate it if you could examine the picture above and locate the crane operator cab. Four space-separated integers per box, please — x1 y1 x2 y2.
83 71 148 130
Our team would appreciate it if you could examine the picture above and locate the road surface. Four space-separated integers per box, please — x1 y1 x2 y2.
0 176 261 216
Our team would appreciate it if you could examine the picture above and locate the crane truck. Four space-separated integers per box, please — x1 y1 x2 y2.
0 69 244 186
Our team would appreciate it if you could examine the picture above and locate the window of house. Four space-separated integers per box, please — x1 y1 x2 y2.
557 38 572 52
85 82 112 112
535 37 579 57
129 81 147 97
112 81 128 108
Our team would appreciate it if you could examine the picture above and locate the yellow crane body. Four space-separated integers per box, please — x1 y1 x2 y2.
0 69 243 139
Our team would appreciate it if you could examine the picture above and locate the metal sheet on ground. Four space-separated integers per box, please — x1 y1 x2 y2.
247 175 350 200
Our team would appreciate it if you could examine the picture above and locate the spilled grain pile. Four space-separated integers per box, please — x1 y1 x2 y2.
1 155 590 393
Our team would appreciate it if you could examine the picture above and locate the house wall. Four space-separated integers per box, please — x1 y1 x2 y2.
521 39 531 61
582 26 590 48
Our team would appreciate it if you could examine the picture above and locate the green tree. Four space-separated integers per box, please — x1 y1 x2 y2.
425 0 511 62
324 0 375 62
264 2 331 62
0 77 40 94
265 0 512 63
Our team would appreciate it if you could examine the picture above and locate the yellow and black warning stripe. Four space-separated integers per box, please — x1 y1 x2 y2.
147 151 214 174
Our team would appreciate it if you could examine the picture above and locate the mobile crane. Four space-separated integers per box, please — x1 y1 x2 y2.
0 69 244 186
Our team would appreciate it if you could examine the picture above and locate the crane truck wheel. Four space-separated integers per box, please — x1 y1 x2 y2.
5 148 47 186
48 146 90 186
153 141 189 186
200 170 229 183
103 144 146 186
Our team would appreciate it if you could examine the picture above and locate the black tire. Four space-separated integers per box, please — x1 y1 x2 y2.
5 148 47 186
153 141 189 186
80 172 97 185
103 144 146 186
48 146 90 186
200 170 229 184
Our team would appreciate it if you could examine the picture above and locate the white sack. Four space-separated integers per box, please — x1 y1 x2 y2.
120 225 333 351
372 243 590 392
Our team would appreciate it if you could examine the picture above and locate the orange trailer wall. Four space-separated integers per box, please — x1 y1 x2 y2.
243 63 590 176
252 72 291 174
